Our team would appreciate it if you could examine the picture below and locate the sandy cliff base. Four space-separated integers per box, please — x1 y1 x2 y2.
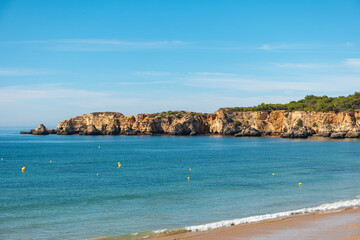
148 207 360 240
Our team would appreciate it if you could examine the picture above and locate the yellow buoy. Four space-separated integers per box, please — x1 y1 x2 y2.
272 173 275 176
118 162 122 168
1 158 3 161
299 182 302 186
21 167 26 172
97 173 99 176
187 177 190 181
189 168 192 172
50 161 52 163
98 146 101 149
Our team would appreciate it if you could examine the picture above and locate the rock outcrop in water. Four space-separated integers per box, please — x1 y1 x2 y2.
21 109 360 138
20 124 56 135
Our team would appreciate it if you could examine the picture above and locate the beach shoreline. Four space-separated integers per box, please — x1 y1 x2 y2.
95 206 360 240
150 206 360 240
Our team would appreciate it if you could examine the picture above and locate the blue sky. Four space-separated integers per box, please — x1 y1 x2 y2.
0 0 360 126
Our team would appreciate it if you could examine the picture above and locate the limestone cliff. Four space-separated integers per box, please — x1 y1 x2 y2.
22 110 360 138
55 111 210 136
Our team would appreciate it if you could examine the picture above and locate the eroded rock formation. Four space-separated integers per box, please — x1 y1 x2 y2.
21 109 360 138
20 124 55 135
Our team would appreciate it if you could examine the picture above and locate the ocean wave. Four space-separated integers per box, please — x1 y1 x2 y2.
185 196 360 232
99 196 360 239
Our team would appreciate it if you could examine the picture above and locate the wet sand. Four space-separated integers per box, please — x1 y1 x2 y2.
148 207 360 240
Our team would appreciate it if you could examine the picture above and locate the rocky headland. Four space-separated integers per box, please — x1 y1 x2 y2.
21 109 360 139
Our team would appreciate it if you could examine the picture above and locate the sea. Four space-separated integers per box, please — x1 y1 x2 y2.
1 128 360 240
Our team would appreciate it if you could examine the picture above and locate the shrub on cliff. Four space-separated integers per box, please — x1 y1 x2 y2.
225 92 360 113
297 119 303 127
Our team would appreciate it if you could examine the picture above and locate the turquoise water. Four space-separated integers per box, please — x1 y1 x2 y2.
1 129 360 239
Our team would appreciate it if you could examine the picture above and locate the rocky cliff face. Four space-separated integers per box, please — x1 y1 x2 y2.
55 112 210 136
22 110 360 139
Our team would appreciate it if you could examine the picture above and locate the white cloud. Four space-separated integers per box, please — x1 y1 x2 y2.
133 71 171 77
0 85 141 126
273 59 360 71
3 39 186 51
58 39 185 48
0 67 51 76
189 72 234 76
258 44 271 50
257 43 333 51
184 75 360 93
0 84 297 126
344 58 360 68
0 85 112 107
0 85 221 126
1 78 360 127
257 44 292 51
117 81 171 85
274 63 331 69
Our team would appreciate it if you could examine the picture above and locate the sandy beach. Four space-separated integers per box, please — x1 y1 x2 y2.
145 207 360 240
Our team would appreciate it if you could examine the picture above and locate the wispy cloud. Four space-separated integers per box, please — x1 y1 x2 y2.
0 67 52 76
257 44 293 51
117 81 171 85
185 75 360 93
274 63 331 69
185 77 322 92
273 58 360 71
345 42 355 47
257 43 318 51
1 79 359 126
134 71 171 77
344 58 360 68
256 42 353 52
0 84 305 126
0 85 110 104
258 44 271 50
189 72 234 76
0 85 140 126
2 40 358 52
2 39 186 51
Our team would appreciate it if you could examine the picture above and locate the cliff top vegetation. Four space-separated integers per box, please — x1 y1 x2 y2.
224 92 360 114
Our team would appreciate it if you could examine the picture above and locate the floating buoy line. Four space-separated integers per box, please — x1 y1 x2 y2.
9 146 304 186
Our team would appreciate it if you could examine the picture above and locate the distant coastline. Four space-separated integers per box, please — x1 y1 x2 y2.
21 93 360 139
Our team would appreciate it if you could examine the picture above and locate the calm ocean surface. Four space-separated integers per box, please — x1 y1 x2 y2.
1 128 360 239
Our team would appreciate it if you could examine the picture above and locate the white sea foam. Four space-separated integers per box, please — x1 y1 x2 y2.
184 196 360 232
153 229 167 234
